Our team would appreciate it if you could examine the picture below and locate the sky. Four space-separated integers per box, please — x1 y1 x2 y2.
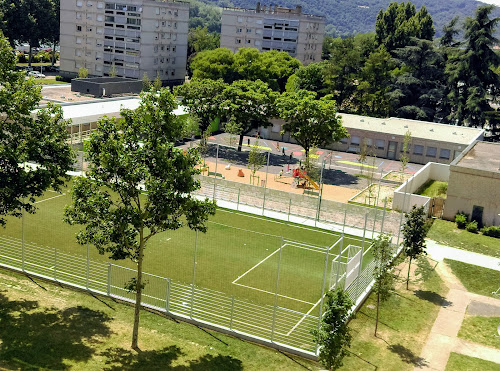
479 0 500 6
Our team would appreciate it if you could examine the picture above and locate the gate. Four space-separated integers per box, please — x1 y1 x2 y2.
429 197 445 218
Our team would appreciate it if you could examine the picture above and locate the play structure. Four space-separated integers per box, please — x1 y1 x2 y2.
292 168 320 190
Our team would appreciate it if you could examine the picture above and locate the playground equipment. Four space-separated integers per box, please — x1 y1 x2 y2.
292 168 320 190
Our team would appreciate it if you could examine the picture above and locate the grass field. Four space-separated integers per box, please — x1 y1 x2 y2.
416 180 447 198
0 181 372 317
428 219 500 258
445 353 499 371
444 259 500 298
458 315 500 349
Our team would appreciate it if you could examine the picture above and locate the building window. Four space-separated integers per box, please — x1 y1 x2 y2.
97 1 104 8
246 28 252 33
97 15 103 21
236 39 241 44
426 146 437 157
87 1 93 6
439 148 451 159
76 0 83 7
255 40 261 46
376 139 385 149
246 40 251 44
340 137 348 144
237 16 243 22
350 136 360 146
236 28 242 33
105 16 115 22
256 19 263 24
413 145 424 155
172 46 176 52
76 37 82 44
77 25 82 32
76 12 82 19
364 138 373 147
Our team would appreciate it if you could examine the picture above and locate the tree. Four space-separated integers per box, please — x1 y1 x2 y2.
109 65 117 77
372 233 395 336
188 25 220 56
399 131 412 182
78 67 88 79
357 139 368 175
389 38 445 121
0 0 59 66
220 79 278 151
277 90 348 159
0 32 73 225
190 48 235 82
141 73 151 91
247 139 266 185
312 288 353 370
153 73 162 92
64 89 216 349
289 62 329 97
446 6 500 129
375 2 434 53
174 78 227 133
402 205 428 290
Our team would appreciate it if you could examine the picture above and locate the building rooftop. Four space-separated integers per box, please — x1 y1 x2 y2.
35 97 187 125
223 4 324 19
456 141 500 172
339 114 484 145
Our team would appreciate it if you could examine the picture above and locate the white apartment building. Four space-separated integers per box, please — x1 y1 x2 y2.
220 4 325 65
60 0 189 85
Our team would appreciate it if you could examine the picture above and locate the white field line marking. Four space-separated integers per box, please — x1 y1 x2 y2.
233 282 315 305
217 208 363 241
35 193 66 204
286 296 323 336
232 247 281 284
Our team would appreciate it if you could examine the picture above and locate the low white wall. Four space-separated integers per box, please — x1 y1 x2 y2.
393 162 450 213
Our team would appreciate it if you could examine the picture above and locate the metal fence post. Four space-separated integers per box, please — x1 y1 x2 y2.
166 278 171 313
86 245 90 290
271 240 284 342
107 263 111 296
214 144 219 176
237 188 240 210
54 248 57 281
357 214 368 299
264 151 270 189
262 192 266 216
229 296 235 330
212 180 216 201
335 236 344 289
380 197 388 234
191 231 199 319
21 209 25 272
287 199 291 221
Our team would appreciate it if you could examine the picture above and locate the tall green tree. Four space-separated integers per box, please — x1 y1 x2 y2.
372 233 395 337
175 78 227 132
375 2 434 53
277 91 348 159
446 5 500 129
355 46 392 117
64 90 216 349
389 38 445 121
0 32 73 225
188 25 220 61
312 288 353 370
220 79 278 151
247 139 266 185
190 48 235 82
402 205 428 290
288 62 329 97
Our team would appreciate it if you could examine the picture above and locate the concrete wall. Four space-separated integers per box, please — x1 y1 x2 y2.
71 77 142 97
393 162 450 213
443 165 500 226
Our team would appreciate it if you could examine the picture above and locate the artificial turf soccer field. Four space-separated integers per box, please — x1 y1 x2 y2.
0 182 373 315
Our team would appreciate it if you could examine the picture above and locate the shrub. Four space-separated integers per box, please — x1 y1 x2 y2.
481 226 500 238
17 53 27 63
55 75 63 81
466 221 478 233
455 213 467 229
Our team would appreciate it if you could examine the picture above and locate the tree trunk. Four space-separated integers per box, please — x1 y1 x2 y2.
131 231 145 350
51 40 56 66
375 290 380 337
406 256 412 290
28 43 33 67
237 134 243 152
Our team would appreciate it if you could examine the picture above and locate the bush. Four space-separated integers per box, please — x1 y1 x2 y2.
455 213 467 229
55 75 63 81
480 226 500 238
466 221 478 233
17 53 27 63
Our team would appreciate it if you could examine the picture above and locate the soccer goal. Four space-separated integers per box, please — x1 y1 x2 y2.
328 240 364 292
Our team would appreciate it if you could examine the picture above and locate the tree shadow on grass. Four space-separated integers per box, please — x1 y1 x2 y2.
0 291 112 369
101 346 243 371
414 290 451 308
387 344 428 367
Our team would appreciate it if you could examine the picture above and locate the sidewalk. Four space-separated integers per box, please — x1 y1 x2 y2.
426 239 500 271
415 262 500 370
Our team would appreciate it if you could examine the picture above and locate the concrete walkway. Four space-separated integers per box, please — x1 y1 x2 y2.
415 262 500 370
426 239 500 271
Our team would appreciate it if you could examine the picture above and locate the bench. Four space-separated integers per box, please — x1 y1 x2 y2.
304 189 319 197
208 171 225 179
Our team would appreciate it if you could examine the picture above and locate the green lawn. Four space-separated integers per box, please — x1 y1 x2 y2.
428 219 500 258
0 268 318 370
17 62 54 67
444 259 500 298
416 180 447 198
445 353 499 371
35 77 66 85
458 315 500 349
339 257 448 370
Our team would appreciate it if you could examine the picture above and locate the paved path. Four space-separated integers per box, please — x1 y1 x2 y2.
415 262 500 370
426 239 500 271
